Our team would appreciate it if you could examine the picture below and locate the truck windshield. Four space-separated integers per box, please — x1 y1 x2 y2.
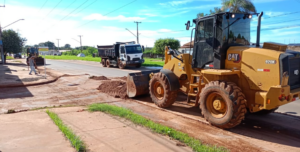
126 46 142 54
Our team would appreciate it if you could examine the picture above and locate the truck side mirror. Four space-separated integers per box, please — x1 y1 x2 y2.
142 46 144 52
185 21 190 30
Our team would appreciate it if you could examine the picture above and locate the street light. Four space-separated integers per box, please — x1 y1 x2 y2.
3 19 25 29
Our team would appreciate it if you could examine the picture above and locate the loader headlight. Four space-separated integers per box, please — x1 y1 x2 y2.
231 14 235 18
249 15 252 19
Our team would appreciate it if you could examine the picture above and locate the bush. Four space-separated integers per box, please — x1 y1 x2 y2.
62 47 98 56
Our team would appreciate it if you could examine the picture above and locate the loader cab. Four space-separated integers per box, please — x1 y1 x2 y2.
190 12 258 69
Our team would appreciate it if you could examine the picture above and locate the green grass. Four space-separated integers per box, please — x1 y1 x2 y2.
6 56 13 60
44 55 101 62
143 58 164 67
45 55 164 67
46 110 86 152
88 104 228 152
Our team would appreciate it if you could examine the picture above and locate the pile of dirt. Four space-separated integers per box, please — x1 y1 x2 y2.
97 80 127 99
89 76 110 80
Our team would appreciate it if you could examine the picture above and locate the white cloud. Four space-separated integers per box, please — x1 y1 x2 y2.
162 10 189 17
265 11 286 17
83 13 146 22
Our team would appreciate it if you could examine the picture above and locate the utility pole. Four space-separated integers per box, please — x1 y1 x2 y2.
134 21 141 44
78 35 83 53
56 39 60 53
0 5 5 64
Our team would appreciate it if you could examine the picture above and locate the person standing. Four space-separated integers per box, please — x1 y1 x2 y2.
29 56 37 75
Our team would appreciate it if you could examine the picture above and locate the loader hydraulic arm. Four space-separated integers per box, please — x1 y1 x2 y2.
164 46 183 64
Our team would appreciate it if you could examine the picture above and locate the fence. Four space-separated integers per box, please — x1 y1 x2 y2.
143 53 164 58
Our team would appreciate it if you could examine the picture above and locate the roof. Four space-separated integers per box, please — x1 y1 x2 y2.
180 41 194 48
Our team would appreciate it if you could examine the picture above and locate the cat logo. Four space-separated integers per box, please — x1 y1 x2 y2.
228 53 241 63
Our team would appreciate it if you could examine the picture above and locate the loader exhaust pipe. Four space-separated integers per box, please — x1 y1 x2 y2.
256 12 263 47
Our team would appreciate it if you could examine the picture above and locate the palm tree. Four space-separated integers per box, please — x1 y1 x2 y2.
222 0 256 13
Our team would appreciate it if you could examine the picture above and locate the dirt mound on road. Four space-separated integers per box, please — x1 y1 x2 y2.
89 76 110 80
97 80 127 99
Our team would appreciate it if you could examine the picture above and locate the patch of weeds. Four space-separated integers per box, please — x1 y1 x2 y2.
7 109 16 114
88 104 228 152
46 110 86 152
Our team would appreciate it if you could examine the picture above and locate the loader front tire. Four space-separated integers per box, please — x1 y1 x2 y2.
149 72 177 108
199 81 247 129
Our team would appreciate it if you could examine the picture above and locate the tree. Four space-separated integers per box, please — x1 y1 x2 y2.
198 7 223 18
44 41 56 50
64 44 71 49
222 0 256 13
154 38 180 60
2 29 23 57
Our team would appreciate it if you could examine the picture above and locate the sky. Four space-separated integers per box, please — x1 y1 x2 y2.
1 0 300 48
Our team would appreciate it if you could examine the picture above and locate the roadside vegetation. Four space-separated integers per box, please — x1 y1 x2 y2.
88 103 228 152
46 110 86 152
45 55 164 67
6 56 13 60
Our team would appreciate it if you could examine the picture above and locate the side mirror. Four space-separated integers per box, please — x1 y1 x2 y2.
142 45 144 52
167 50 174 55
185 21 190 30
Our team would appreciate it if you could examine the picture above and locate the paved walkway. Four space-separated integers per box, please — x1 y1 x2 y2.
0 110 73 152
0 107 192 152
0 59 54 87
51 107 192 152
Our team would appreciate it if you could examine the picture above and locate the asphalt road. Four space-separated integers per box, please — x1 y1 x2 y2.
45 59 300 116
45 59 160 77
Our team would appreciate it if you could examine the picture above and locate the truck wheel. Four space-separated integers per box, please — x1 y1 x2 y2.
101 59 107 67
254 108 278 115
118 61 126 69
106 60 111 68
199 81 247 129
136 63 142 68
149 72 177 108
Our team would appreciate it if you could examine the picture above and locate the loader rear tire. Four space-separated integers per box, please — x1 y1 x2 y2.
149 72 177 108
101 59 107 67
199 81 247 129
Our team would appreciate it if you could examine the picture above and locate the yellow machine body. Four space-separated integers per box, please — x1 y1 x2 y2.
163 43 300 113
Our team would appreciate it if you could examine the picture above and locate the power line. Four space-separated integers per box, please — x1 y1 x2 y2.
38 0 63 25
125 28 137 37
72 0 98 17
42 0 89 32
38 0 48 13
263 11 300 19
57 0 77 16
263 18 300 25
77 0 137 28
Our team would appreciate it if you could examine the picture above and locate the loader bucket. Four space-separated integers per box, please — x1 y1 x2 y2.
127 70 160 98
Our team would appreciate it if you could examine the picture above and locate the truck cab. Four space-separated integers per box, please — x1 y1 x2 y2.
119 43 144 68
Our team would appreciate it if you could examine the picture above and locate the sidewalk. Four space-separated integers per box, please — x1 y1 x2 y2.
0 107 192 152
0 59 57 87
0 110 74 152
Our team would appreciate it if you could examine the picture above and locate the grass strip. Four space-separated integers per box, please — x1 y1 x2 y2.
44 55 164 67
44 55 100 62
46 110 86 152
88 104 228 152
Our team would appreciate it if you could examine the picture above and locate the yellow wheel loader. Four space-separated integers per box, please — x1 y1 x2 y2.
127 12 300 129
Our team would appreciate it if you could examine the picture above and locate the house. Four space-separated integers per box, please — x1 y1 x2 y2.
178 41 194 54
